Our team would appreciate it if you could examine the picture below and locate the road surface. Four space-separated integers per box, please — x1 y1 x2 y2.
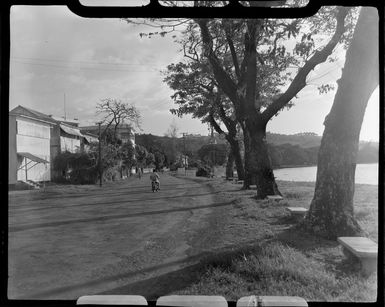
8 173 232 299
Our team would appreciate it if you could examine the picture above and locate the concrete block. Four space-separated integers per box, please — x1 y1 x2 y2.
259 296 308 307
77 295 147 305
266 195 283 201
236 295 258 307
286 207 308 218
156 295 227 307
338 237 378 276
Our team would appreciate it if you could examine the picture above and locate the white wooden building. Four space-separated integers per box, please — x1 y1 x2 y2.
9 107 55 184
9 105 97 185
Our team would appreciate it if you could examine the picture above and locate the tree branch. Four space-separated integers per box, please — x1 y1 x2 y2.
196 18 239 105
244 19 258 113
261 7 350 123
222 20 241 79
208 112 226 136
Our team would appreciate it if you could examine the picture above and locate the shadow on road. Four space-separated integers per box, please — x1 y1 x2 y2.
10 200 235 233
20 182 205 201
23 239 263 300
9 190 223 214
98 264 202 300
9 182 202 205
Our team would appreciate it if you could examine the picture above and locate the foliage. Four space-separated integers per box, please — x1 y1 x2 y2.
152 149 166 170
118 142 136 169
196 165 212 177
87 140 133 181
135 144 157 168
52 151 98 184
268 143 318 168
136 133 219 167
132 5 359 193
197 143 228 166
269 143 377 168
136 132 377 169
135 144 149 168
266 132 321 148
187 157 204 168
164 60 234 123
145 152 155 167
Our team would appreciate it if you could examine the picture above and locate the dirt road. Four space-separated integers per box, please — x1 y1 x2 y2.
8 173 233 300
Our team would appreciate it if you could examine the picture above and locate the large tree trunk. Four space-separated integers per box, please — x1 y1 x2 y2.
226 136 244 180
243 120 281 198
225 151 234 179
304 7 378 239
209 109 245 181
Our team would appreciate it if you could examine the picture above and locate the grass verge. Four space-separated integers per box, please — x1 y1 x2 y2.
174 179 378 302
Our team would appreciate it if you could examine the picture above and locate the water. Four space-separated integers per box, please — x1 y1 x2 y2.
274 163 378 185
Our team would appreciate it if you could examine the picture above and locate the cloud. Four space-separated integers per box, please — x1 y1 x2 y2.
9 6 183 127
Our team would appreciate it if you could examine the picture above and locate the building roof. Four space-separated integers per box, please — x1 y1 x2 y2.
10 105 58 124
83 134 99 144
10 105 96 141
82 131 99 137
60 124 84 137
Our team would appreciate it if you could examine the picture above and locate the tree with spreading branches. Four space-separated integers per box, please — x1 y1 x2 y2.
96 98 141 144
163 60 245 179
194 6 356 197
125 2 359 199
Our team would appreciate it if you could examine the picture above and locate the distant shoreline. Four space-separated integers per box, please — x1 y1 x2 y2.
273 163 378 185
273 164 316 170
273 162 378 170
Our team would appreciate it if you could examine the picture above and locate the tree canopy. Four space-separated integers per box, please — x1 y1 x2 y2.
126 3 359 197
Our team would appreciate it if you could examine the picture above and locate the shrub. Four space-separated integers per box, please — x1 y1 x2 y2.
53 151 98 184
196 165 212 177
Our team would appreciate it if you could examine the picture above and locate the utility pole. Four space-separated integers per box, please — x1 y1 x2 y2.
210 126 216 176
63 93 67 121
182 132 187 176
98 122 102 187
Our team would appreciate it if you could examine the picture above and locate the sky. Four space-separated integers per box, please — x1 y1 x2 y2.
9 5 379 141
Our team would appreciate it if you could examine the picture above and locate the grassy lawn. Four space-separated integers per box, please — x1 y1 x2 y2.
173 179 378 302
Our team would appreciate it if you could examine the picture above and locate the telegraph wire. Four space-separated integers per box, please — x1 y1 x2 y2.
11 60 161 73
11 56 159 67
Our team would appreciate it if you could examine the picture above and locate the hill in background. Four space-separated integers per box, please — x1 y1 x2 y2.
266 132 322 148
135 132 378 168
266 132 378 149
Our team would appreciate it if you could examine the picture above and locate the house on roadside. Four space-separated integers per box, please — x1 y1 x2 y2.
9 105 97 187
9 106 57 187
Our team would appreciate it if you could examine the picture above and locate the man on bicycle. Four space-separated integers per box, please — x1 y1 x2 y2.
150 169 160 190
